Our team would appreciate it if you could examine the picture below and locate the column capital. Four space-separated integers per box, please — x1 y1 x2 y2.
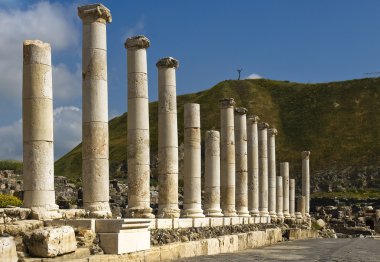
125 35 150 50
156 57 179 68
234 107 248 115
219 98 235 108
258 122 269 130
268 128 278 136
247 115 260 124
78 4 112 24
301 151 311 159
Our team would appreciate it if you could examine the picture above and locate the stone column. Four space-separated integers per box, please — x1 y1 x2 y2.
296 196 306 219
247 115 260 217
289 179 296 218
281 162 290 218
182 103 204 218
78 4 112 218
234 107 249 217
157 57 180 218
22 40 60 219
204 130 223 217
268 128 277 219
220 98 237 217
124 35 153 218
302 151 311 216
258 122 269 218
276 176 283 220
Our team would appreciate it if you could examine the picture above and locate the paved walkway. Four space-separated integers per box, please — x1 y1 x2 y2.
179 238 380 261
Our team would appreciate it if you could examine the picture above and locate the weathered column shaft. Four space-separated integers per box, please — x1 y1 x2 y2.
204 130 223 217
22 40 60 219
302 151 311 216
258 122 269 217
157 57 180 218
125 35 153 218
289 179 296 218
296 196 306 218
276 176 283 218
182 103 204 218
220 98 237 217
247 116 260 217
268 128 277 218
281 162 290 218
78 4 112 218
234 107 249 217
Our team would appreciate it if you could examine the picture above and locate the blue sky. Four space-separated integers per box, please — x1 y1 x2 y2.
0 0 379 159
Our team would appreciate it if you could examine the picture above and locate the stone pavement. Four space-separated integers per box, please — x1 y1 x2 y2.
178 238 380 261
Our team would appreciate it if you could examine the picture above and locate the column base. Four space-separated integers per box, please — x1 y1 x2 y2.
269 211 277 219
181 208 205 218
125 207 154 218
157 207 180 218
204 208 223 217
259 210 269 217
295 212 303 219
249 210 260 217
222 209 237 217
283 212 291 219
84 202 112 218
237 209 250 217
30 206 62 220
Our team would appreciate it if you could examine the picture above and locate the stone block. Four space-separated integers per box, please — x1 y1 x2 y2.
3 207 31 220
96 219 150 233
156 218 173 229
254 216 261 224
237 233 247 250
0 237 17 262
242 217 250 224
175 218 192 228
148 218 156 229
193 218 210 228
231 217 240 225
99 230 150 254
49 219 95 232
59 209 86 219
205 238 220 255
160 243 180 260
177 241 198 258
223 217 231 226
144 247 161 262
209 217 224 227
24 226 77 258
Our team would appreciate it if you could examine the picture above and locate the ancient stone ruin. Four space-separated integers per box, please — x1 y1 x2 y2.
0 3 319 261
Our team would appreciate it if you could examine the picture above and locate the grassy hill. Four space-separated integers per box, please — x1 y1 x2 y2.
55 78 380 193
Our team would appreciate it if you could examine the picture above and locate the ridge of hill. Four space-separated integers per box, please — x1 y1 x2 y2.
55 78 380 193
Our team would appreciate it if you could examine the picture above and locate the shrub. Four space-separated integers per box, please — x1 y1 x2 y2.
0 194 23 207
0 160 22 171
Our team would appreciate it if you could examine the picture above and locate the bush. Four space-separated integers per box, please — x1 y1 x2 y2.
0 194 22 207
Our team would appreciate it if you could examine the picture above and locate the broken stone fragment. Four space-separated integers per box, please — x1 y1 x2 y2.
24 226 76 258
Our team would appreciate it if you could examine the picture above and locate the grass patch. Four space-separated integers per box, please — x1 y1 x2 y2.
0 160 22 171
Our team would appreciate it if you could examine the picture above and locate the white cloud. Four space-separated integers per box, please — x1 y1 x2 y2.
53 63 81 101
0 119 22 160
0 1 82 160
0 106 82 161
124 15 145 39
0 1 80 102
53 106 82 159
245 73 263 79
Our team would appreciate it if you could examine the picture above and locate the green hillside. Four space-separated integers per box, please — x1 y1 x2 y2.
55 78 380 192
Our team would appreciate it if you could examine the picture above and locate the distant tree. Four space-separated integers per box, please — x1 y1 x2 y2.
237 68 242 80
